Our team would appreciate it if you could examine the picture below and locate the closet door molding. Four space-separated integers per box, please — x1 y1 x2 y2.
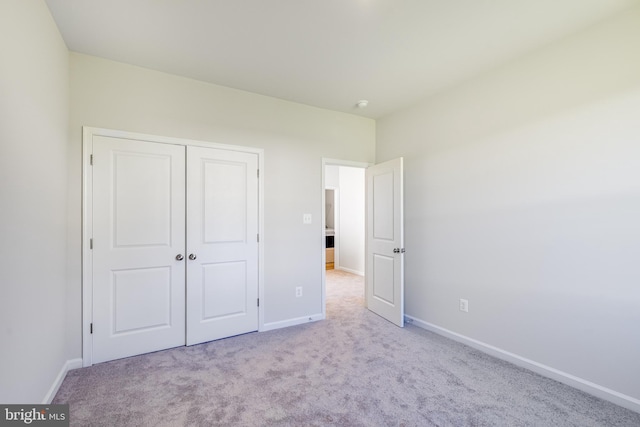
82 127 265 367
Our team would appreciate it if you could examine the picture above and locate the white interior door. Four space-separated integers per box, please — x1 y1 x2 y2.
365 157 404 327
92 136 186 363
186 146 259 345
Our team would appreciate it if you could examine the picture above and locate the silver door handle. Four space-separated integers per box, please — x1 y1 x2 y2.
189 254 197 260
175 254 184 261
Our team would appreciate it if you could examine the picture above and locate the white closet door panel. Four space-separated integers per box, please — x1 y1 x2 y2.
92 136 186 363
187 146 259 345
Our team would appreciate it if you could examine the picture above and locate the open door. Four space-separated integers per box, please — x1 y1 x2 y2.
365 158 404 327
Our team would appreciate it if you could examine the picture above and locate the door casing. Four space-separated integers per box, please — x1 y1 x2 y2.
82 126 265 367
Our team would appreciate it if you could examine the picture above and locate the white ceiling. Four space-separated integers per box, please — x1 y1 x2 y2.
46 0 638 119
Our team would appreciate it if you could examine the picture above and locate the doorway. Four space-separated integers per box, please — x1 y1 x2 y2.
321 159 368 317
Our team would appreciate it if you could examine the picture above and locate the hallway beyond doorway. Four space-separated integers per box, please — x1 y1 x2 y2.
325 269 364 317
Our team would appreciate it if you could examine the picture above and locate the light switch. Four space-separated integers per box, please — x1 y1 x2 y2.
303 214 312 224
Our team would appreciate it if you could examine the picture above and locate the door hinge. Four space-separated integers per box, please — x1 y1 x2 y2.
257 169 259 178
257 298 260 307
90 323 93 334
90 238 93 249
257 233 259 243
90 154 93 165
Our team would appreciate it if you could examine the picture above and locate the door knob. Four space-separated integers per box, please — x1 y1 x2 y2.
189 254 197 260
393 248 400 253
175 254 184 261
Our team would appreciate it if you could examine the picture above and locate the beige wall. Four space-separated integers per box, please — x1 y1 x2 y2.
377 7 640 407
67 53 375 355
0 0 70 403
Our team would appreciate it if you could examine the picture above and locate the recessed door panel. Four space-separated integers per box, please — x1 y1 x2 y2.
92 136 186 364
113 152 172 248
203 160 247 243
372 254 395 305
112 267 172 334
373 172 394 241
202 261 247 320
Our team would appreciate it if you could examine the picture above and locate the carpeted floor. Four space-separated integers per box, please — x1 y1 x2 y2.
54 270 640 426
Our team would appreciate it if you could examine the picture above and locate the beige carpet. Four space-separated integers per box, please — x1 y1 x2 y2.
53 270 640 426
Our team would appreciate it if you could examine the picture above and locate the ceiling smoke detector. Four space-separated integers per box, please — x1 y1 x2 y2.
356 100 369 109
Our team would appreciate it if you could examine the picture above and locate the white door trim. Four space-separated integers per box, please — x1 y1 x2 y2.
320 158 371 319
82 127 265 367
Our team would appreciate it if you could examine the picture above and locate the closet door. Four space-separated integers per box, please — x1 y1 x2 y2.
186 146 259 345
92 136 186 363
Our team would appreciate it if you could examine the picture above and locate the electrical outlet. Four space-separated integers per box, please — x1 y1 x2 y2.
459 299 469 312
303 214 312 224
296 287 303 298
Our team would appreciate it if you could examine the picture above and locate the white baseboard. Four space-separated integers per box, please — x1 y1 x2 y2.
405 315 640 414
262 313 324 332
43 358 83 404
336 266 364 276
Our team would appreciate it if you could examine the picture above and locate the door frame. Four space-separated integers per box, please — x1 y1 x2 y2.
320 158 370 319
82 126 265 367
